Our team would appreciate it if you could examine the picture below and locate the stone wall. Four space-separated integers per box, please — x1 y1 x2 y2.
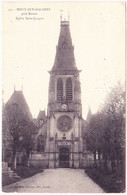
29 153 48 168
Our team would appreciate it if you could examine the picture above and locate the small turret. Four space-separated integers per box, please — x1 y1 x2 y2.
86 107 92 123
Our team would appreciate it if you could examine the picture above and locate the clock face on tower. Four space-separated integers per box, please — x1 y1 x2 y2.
61 104 67 110
57 115 72 131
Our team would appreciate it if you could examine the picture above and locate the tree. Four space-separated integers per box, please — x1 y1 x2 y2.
85 113 106 161
6 105 36 169
20 119 36 166
2 106 12 162
85 82 125 171
101 83 125 170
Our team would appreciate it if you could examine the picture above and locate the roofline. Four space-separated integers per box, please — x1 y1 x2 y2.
61 20 69 26
48 70 82 74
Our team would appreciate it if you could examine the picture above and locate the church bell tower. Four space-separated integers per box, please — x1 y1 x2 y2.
46 19 83 168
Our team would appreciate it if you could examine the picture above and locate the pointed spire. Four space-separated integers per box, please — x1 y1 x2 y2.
51 17 79 73
68 12 70 22
2 89 5 107
21 85 23 92
60 10 63 22
14 85 15 92
86 107 92 123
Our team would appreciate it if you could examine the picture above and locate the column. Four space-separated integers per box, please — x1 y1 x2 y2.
79 118 83 167
74 115 79 168
49 116 55 168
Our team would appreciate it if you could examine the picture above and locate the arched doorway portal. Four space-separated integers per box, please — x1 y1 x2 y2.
59 147 69 168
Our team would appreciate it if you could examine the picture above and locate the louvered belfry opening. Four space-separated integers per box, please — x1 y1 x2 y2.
57 78 63 101
66 78 72 101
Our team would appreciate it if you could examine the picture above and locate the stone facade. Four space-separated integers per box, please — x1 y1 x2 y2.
45 20 84 168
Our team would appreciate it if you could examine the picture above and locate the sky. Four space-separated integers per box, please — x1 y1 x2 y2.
2 2 125 119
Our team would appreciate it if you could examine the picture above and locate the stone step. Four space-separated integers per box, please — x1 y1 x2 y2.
2 167 12 172
2 162 8 168
2 161 21 179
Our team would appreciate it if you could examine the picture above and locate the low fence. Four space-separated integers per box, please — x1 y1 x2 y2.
29 152 48 168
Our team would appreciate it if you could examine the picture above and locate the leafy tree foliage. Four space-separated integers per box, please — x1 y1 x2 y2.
5 104 36 169
85 83 125 169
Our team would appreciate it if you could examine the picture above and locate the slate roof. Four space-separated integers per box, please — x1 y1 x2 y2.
37 110 47 121
51 20 78 73
5 90 33 120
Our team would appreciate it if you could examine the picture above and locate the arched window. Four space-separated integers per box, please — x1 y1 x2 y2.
66 78 72 101
57 78 63 101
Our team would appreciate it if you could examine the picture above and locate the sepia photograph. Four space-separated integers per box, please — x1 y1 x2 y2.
2 1 125 193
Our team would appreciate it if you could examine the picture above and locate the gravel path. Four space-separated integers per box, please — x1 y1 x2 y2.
3 168 104 193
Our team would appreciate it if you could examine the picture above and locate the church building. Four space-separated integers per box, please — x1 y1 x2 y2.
45 19 83 168
3 18 87 169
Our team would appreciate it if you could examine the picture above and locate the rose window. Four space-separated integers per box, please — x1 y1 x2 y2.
57 115 72 131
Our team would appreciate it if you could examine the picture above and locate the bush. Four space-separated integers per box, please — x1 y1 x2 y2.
2 175 20 187
85 167 125 193
2 165 43 187
14 165 43 179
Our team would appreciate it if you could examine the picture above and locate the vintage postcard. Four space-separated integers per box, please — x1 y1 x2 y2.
2 1 125 193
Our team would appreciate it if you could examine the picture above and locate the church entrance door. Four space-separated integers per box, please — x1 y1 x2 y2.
59 147 69 168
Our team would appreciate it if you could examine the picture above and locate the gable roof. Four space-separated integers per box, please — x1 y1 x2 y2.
5 90 32 120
